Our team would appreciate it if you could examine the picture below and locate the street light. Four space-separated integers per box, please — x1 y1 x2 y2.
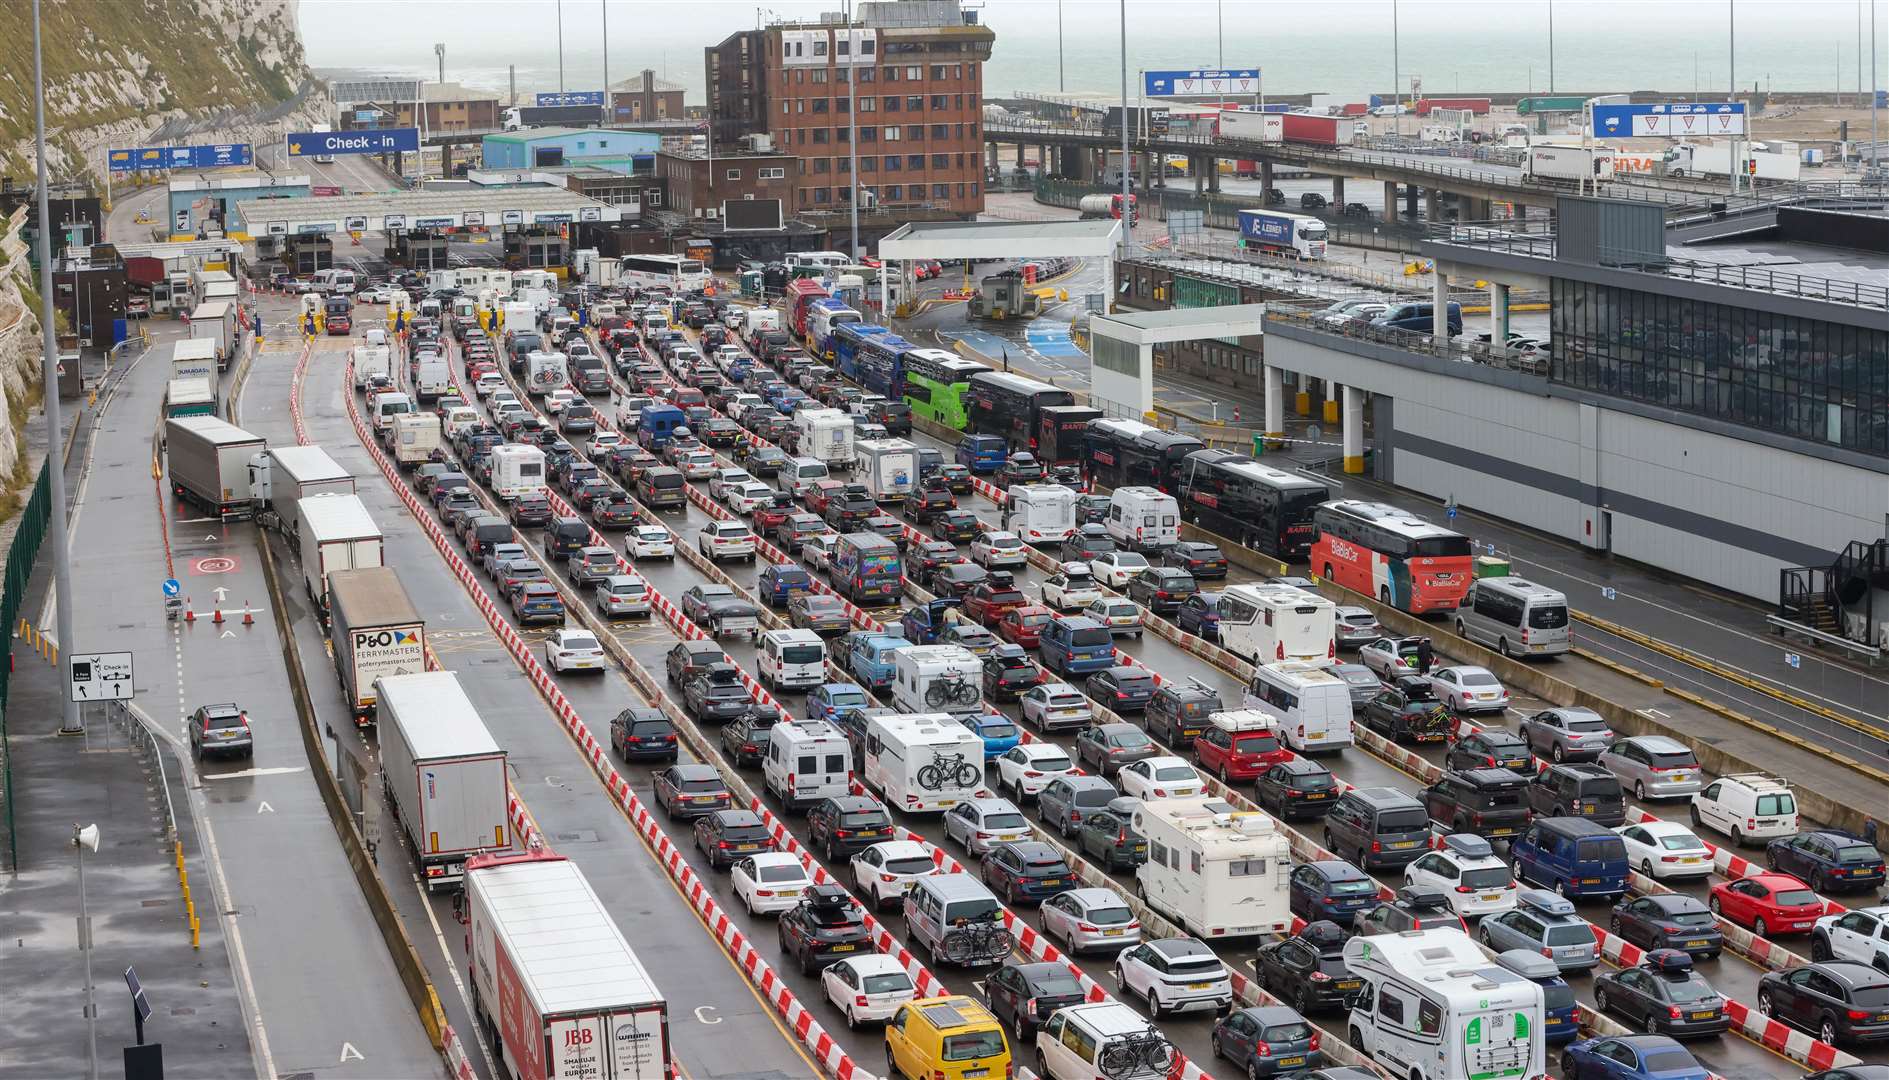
76 822 101 1080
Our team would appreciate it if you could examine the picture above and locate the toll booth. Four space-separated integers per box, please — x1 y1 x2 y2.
386 231 450 269
284 233 334 274
504 228 566 269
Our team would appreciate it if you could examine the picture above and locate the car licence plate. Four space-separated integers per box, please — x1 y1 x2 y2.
1684 938 1709 948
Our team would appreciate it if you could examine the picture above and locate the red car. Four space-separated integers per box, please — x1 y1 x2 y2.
994 604 1056 650
963 578 1030 627
804 479 846 517
1192 713 1294 782
1708 873 1826 937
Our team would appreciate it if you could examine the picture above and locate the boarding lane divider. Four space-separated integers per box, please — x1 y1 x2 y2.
340 364 878 1080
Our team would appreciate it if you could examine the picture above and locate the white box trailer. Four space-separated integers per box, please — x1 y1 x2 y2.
166 415 265 518
1344 928 1546 1080
296 493 383 612
854 438 918 501
1132 798 1293 938
378 671 508 889
1217 583 1336 666
327 566 426 721
466 849 671 1080
863 711 989 812
248 444 355 537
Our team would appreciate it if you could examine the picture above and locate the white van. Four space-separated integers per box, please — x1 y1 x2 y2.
370 391 413 431
1132 798 1293 938
784 457 831 498
863 712 988 812
891 645 983 718
1455 576 1571 658
1242 661 1355 752
488 444 548 501
1037 1003 1168 1080
765 719 854 811
1216 582 1336 666
759 628 827 692
1003 484 1080 546
351 344 391 389
1105 486 1180 552
1343 928 1546 1080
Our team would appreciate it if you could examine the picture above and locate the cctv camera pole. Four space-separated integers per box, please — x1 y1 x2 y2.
31 0 80 737
75 823 100 1080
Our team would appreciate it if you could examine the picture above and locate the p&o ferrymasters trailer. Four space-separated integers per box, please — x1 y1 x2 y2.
378 671 507 890
327 566 426 722
465 849 672 1080
166 415 266 518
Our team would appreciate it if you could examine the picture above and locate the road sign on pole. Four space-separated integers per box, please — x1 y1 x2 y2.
69 652 134 701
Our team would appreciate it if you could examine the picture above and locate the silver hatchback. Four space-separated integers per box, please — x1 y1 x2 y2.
1517 706 1617 763
1598 735 1705 800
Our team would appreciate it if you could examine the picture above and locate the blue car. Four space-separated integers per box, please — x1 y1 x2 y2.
957 711 1021 760
806 683 870 724
1287 859 1379 923
1559 1035 1708 1080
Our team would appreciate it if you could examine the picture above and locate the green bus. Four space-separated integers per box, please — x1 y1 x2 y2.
902 349 988 430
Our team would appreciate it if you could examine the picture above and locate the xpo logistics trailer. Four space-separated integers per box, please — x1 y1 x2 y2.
327 566 427 722
377 671 508 890
296 492 383 615
465 848 673 1080
166 415 265 518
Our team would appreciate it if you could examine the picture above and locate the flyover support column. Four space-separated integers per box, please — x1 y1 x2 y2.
1342 384 1365 474
1432 269 1450 339
1383 181 1398 222
1488 280 1510 347
1260 160 1274 192
1263 363 1285 446
1425 187 1441 222
1332 175 1345 207
1324 378 1340 424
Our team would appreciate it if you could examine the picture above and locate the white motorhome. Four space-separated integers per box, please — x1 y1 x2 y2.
1003 483 1080 545
1105 486 1181 551
891 645 983 718
488 444 548 501
351 344 392 389
1216 582 1337 665
795 408 855 472
765 720 854 811
1343 928 1546 1080
525 350 569 395
1132 798 1293 938
854 438 918 501
1242 661 1355 752
863 712 989 813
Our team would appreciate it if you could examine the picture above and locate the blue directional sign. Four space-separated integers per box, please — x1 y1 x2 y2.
162 578 181 598
107 143 252 172
1143 69 1260 97
286 127 419 158
1590 101 1745 139
536 91 604 107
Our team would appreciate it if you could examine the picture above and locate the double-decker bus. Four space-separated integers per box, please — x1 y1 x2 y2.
1310 499 1474 614
901 349 987 429
855 333 917 399
616 254 711 293
833 322 892 382
1176 449 1330 560
966 370 1076 450
1085 418 1204 493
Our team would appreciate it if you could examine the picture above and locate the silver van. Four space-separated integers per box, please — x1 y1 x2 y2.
903 872 1010 967
1455 576 1570 657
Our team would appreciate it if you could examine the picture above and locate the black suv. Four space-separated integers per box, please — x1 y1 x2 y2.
1144 678 1223 747
683 663 754 722
1526 762 1627 826
806 795 894 859
1423 767 1533 839
777 884 872 975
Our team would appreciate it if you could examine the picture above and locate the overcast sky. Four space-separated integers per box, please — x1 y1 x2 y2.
299 1 1888 99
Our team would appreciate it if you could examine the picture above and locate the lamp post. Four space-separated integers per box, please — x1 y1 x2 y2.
75 822 101 1080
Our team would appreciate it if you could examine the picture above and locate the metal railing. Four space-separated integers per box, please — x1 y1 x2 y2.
1265 301 1552 376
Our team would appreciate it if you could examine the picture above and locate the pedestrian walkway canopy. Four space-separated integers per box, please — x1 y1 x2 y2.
231 187 628 238
1088 304 1270 418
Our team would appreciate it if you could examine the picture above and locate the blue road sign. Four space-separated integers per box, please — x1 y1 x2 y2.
1143 69 1260 97
1590 102 1745 139
536 91 604 107
286 127 419 158
162 578 181 598
108 143 252 172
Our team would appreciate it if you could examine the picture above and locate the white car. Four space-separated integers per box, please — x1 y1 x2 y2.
1429 665 1511 715
1690 773 1799 847
820 954 916 1028
850 840 938 909
801 533 841 573
726 481 774 515
473 372 506 398
679 449 718 479
544 388 580 415
1090 551 1150 589
709 468 754 501
1019 683 1095 733
1613 820 1715 881
1083 597 1143 637
588 431 623 454
544 629 606 673
699 520 757 563
994 743 1080 801
1113 938 1233 1016
942 798 1031 857
626 524 675 560
1118 756 1205 801
1039 563 1102 611
731 851 813 916
1041 887 1142 955
1811 905 1889 971
1404 834 1518 917
970 530 1028 569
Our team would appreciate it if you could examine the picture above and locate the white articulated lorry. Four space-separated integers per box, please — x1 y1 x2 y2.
464 849 672 1080
378 671 508 890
